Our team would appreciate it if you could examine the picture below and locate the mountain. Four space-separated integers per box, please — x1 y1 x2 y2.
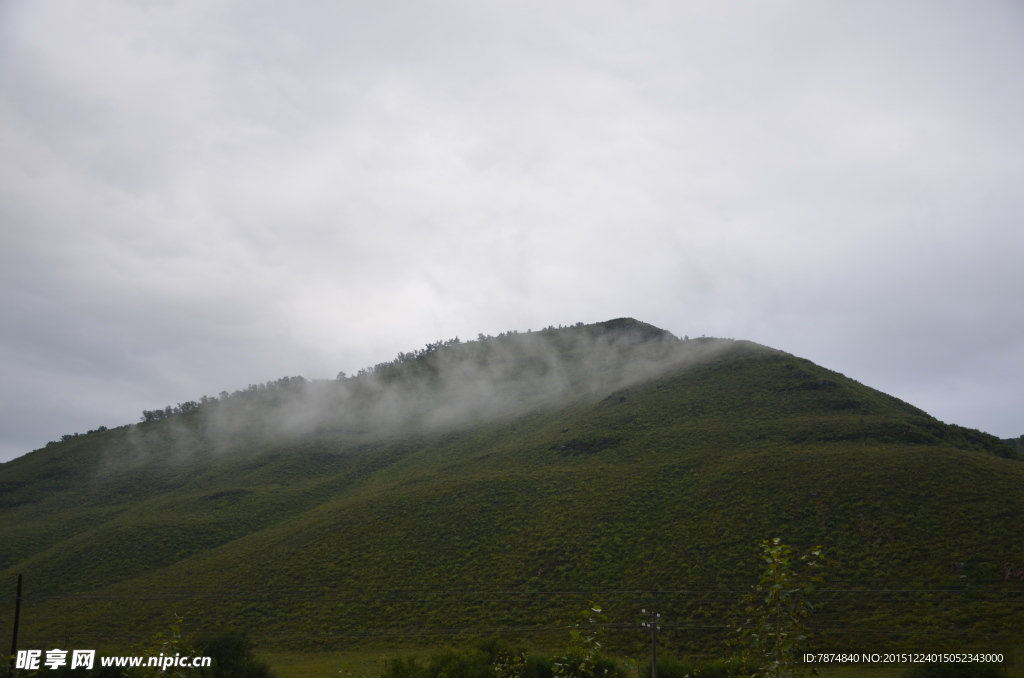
1 319 1022 657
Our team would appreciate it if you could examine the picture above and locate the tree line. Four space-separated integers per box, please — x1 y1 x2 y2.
139 376 308 423
338 322 588 380
51 322 594 445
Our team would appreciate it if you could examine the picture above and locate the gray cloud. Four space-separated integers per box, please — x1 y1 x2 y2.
2 1 1023 461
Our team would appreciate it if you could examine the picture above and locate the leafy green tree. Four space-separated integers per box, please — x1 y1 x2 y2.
493 653 528 678
731 539 824 678
125 615 199 678
195 632 276 678
427 648 490 678
552 603 620 678
383 657 428 678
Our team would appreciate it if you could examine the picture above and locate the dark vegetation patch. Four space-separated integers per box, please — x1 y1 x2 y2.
0 480 31 508
795 376 839 390
821 398 862 410
554 437 620 456
201 489 253 502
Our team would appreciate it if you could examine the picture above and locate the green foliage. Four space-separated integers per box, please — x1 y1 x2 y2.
639 655 741 678
383 657 429 678
427 648 491 678
34 619 276 678
900 663 1006 678
380 646 524 678
377 633 620 678
126 615 199 678
195 631 277 678
1 321 1023 654
731 539 824 678
1001 435 1024 459
42 661 123 678
552 603 621 678
492 649 529 678
520 656 555 678
549 656 622 678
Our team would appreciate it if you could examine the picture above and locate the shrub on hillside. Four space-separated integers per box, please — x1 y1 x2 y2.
382 649 492 678
640 655 740 678
384 657 428 678
552 654 623 678
427 648 491 678
379 644 624 678
521 655 555 678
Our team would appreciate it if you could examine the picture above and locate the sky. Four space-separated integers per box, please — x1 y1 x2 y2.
1 1 1022 463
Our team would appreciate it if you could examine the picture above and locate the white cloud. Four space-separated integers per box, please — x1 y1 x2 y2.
1 0 1023 459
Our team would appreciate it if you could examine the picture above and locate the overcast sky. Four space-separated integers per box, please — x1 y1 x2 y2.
1 1 1022 463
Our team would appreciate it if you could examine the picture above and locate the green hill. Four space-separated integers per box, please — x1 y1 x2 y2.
1 319 1022 657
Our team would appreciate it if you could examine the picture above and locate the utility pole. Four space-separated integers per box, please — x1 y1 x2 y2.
8 574 22 678
641 609 660 678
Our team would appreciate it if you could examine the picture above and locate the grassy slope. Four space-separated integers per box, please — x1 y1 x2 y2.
1 329 1022 657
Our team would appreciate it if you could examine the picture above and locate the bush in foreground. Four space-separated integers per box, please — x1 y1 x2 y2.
901 663 1006 678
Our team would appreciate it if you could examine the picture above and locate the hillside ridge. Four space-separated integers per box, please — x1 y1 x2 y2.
1 319 1022 655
